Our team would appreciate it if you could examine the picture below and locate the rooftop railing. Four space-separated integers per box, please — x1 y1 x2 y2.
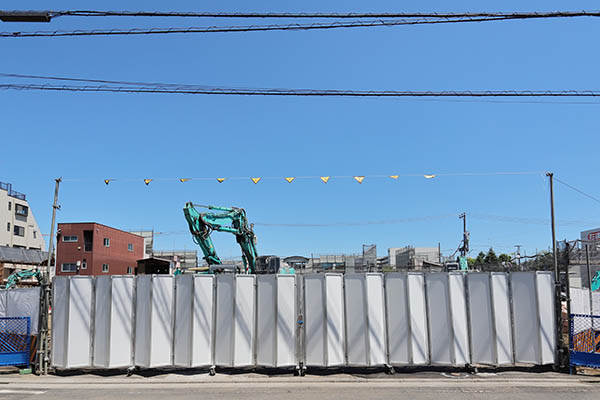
0 182 26 201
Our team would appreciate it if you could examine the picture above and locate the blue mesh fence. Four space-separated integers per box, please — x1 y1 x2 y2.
0 317 31 368
570 314 600 369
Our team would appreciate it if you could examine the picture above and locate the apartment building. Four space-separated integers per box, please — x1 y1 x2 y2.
0 181 45 250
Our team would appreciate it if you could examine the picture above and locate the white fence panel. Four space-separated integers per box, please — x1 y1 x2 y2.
93 276 134 369
385 273 410 365
407 273 428 365
257 275 297 367
52 276 93 368
426 273 452 365
257 275 276 366
215 274 234 366
174 274 215 368
448 272 469 366
511 272 540 364
345 274 368 366
491 273 513 365
468 273 495 365
536 272 556 365
304 275 325 366
366 273 386 366
5 287 40 334
304 274 345 367
276 275 297 367
134 275 173 368
234 275 256 367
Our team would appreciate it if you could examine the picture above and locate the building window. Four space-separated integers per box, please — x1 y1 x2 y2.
13 225 25 237
128 243 133 252
62 235 78 242
6 222 9 232
127 266 133 274
104 238 110 247
15 204 28 217
81 259 87 270
33 231 37 239
7 201 11 211
102 264 109 273
61 263 77 273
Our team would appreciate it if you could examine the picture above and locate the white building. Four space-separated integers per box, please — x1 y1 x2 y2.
394 246 440 270
0 181 45 250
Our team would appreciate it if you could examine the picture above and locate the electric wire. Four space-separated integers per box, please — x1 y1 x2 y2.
554 177 600 205
2 83 600 97
12 10 600 19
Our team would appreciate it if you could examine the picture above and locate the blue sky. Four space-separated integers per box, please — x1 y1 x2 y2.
1 0 599 260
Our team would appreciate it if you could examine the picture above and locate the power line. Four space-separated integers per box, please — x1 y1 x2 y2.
0 18 523 38
2 83 600 97
554 177 600 205
6 10 600 19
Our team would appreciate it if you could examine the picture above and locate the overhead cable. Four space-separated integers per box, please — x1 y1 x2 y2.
5 10 600 19
2 83 600 98
554 177 600 205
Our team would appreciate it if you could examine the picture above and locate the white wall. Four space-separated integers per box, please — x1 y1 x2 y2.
0 187 46 250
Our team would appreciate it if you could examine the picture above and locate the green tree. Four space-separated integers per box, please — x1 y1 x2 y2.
475 251 486 265
484 248 498 264
467 257 476 267
498 253 511 263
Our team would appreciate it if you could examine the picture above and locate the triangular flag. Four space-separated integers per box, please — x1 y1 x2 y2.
320 176 330 183
216 178 226 183
424 174 436 179
104 179 110 185
251 177 261 184
179 178 190 183
389 175 399 179
285 177 295 183
144 179 152 185
354 176 365 184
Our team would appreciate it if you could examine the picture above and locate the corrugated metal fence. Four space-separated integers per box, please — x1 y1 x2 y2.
51 271 556 371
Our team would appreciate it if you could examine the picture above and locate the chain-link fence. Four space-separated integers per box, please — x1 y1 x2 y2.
0 317 31 368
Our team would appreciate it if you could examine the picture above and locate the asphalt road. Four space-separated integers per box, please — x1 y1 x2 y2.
2 384 600 400
2 369 600 400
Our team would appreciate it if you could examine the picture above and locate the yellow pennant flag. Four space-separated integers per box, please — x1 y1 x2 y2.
144 179 152 186
320 176 330 183
251 177 262 184
179 178 190 183
424 174 436 179
216 178 226 183
104 179 111 185
354 176 365 184
284 177 295 183
389 175 399 179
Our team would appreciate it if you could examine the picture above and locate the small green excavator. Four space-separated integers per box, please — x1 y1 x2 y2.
183 203 258 274
5 269 42 289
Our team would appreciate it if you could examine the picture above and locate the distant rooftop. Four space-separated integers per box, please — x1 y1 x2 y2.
0 246 47 264
0 181 26 201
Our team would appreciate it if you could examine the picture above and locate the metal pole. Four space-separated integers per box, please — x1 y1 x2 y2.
586 244 594 329
38 177 61 375
546 172 564 368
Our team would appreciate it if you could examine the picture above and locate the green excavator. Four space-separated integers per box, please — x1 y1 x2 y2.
183 202 258 274
5 268 42 289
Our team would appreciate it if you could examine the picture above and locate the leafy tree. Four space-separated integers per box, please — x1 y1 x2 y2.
467 257 476 267
475 251 486 265
498 253 511 263
484 248 498 264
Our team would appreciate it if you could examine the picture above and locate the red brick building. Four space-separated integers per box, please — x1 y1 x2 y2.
56 223 144 276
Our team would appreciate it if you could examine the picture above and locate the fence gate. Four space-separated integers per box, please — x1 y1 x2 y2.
0 317 31 368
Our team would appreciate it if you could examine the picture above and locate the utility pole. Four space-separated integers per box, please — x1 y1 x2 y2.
38 178 61 375
459 213 469 257
546 172 563 369
515 244 522 270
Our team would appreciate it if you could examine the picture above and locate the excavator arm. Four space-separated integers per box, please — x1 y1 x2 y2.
183 202 258 274
5 268 42 289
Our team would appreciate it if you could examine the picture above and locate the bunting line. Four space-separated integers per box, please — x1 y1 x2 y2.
60 171 546 185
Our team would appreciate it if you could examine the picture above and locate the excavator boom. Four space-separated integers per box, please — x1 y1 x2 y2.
183 202 258 273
